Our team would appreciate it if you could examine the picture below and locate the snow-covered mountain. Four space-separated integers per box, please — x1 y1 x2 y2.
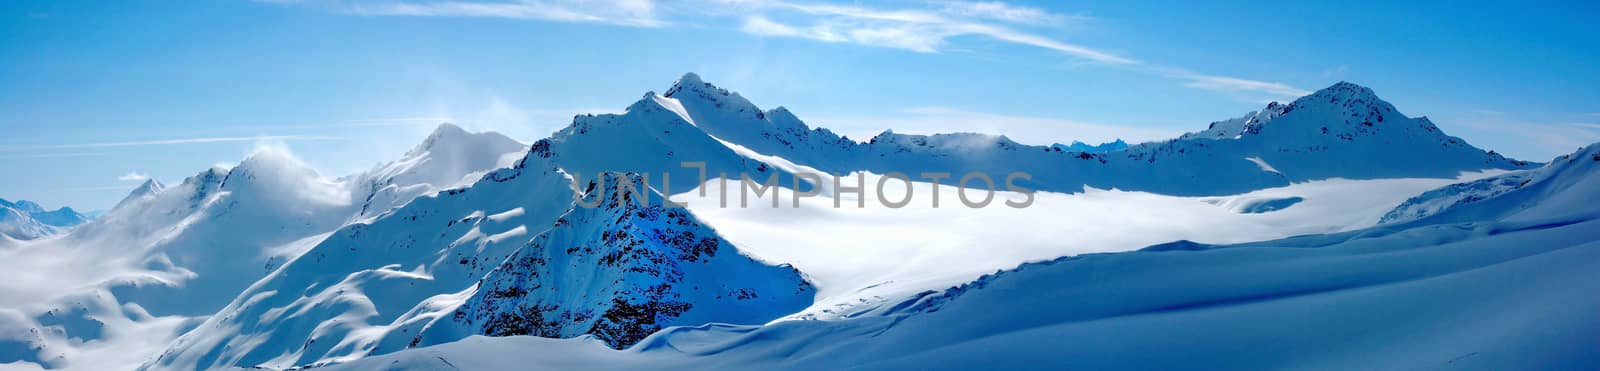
144 149 577 369
324 141 1600 371
0 124 525 370
346 123 528 219
1381 143 1600 225
426 173 812 348
0 199 91 241
146 154 810 370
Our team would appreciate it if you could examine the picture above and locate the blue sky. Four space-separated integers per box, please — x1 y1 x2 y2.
2 0 1597 210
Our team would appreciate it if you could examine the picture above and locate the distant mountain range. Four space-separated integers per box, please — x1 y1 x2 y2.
0 198 90 241
1051 139 1128 153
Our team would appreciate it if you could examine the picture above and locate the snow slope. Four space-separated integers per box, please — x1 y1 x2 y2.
325 143 1600 370
1382 143 1600 225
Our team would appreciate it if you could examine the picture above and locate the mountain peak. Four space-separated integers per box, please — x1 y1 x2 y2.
1265 80 1400 133
664 72 724 98
407 123 470 156
114 178 167 210
132 178 166 197
1306 81 1381 102
429 122 467 136
675 72 704 87
659 72 765 123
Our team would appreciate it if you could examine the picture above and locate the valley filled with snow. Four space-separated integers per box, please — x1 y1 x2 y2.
0 74 1593 370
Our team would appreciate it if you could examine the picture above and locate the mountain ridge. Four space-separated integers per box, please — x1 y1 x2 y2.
0 198 91 240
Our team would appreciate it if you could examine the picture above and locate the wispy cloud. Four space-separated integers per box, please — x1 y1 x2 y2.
723 0 1132 64
935 1 1084 26
117 172 150 182
336 0 664 27
722 0 1303 99
0 152 115 159
216 117 456 132
264 0 1309 100
1175 74 1311 99
740 15 845 42
0 135 342 152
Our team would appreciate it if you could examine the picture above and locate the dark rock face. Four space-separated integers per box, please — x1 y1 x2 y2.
444 173 814 348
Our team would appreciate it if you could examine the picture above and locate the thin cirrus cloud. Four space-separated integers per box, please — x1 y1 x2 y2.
265 0 1307 99
727 0 1133 64
722 0 1304 99
1163 72 1311 100
0 152 115 159
0 135 343 152
935 0 1082 26
117 172 151 182
336 0 664 27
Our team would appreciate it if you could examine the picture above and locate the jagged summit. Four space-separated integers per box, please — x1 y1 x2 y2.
664 72 717 98
1317 81 1380 99
663 72 762 117
672 72 704 89
1280 81 1397 121
114 178 167 210
405 122 475 157
135 178 166 195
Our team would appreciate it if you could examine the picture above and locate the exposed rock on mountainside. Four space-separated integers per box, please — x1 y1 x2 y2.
438 173 813 348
